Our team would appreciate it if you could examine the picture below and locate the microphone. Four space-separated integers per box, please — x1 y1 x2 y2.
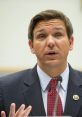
53 76 62 116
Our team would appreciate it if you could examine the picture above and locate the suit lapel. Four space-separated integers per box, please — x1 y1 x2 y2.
23 66 46 116
64 66 82 117
22 65 82 116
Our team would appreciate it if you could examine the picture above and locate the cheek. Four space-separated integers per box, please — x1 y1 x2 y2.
59 40 70 54
34 41 45 51
33 43 43 54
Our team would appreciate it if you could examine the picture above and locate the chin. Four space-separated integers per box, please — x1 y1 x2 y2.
45 60 61 67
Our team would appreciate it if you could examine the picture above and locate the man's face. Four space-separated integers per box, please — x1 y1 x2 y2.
29 19 74 68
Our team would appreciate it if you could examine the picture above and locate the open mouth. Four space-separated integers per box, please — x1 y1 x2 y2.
48 52 56 55
45 51 57 56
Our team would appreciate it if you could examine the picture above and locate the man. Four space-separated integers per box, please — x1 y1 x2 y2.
0 9 82 117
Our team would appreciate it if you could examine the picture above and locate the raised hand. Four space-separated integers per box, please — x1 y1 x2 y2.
1 103 32 117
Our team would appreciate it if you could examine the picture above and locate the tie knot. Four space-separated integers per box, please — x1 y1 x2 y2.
49 79 58 90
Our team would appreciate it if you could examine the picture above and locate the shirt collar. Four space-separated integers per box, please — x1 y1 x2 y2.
37 64 69 92
37 65 51 91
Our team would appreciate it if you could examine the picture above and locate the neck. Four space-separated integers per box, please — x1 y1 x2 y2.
38 62 67 78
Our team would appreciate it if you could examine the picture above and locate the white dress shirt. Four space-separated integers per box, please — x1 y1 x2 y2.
37 64 69 115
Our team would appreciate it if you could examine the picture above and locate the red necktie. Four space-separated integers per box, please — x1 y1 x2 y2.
47 79 63 116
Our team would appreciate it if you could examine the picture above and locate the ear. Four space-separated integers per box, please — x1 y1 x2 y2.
28 40 35 54
69 36 74 51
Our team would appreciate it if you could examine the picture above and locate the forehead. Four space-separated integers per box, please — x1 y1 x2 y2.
34 19 66 33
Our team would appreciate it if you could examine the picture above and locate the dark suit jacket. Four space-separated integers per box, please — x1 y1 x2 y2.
0 65 82 117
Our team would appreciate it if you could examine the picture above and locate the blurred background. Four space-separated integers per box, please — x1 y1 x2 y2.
0 0 82 75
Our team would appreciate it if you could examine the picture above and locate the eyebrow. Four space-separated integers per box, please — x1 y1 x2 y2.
34 29 46 34
34 26 66 34
53 27 65 31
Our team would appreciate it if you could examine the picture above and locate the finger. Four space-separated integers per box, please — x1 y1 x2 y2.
15 104 25 117
1 111 6 117
9 103 15 117
22 105 32 117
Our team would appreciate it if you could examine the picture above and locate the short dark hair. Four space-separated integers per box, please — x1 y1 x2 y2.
28 9 73 40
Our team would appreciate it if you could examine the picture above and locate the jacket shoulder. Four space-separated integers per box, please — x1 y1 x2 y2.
74 69 82 77
0 68 33 85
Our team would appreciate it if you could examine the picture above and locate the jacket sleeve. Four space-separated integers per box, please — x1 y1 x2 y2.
0 82 6 115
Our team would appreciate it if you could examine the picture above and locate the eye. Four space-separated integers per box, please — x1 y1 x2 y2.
36 33 46 39
55 32 62 37
53 32 63 39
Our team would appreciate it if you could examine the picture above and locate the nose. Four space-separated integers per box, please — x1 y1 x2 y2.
47 35 55 48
